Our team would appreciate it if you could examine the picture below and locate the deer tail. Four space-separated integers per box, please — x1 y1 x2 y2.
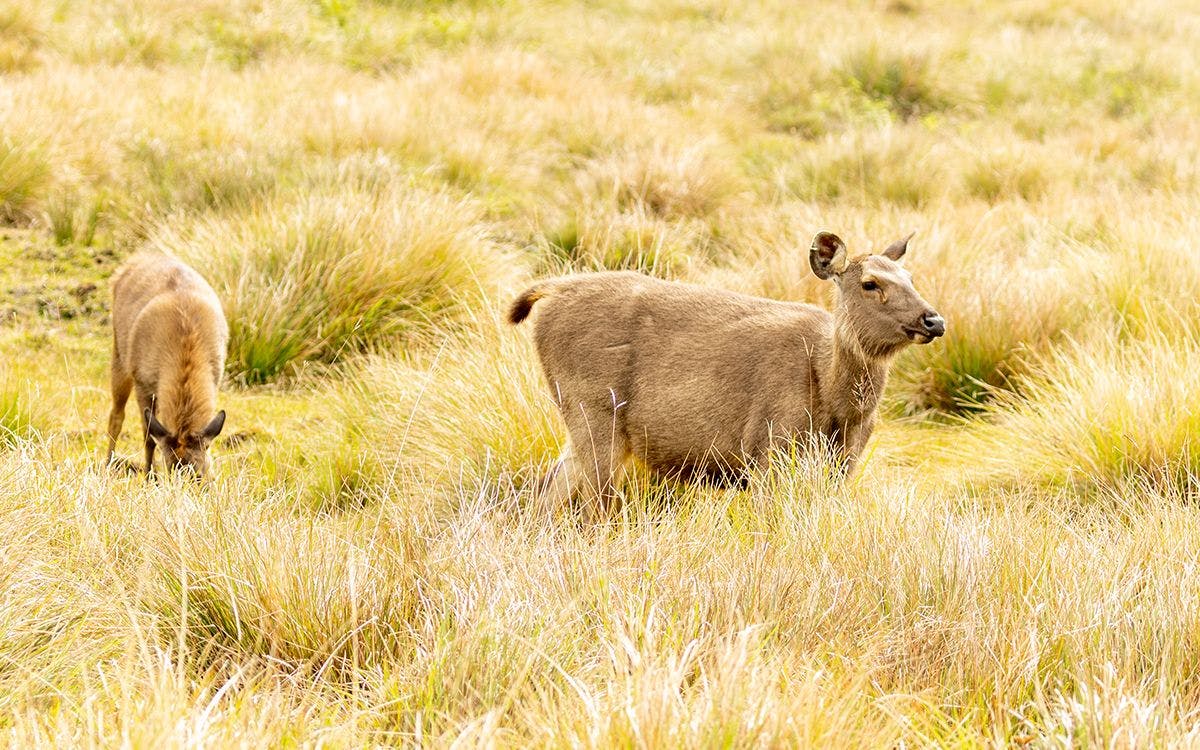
507 282 554 325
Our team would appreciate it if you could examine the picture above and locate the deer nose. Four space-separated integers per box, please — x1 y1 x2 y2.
922 312 945 337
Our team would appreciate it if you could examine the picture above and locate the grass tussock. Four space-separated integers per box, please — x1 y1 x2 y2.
0 138 50 223
602 140 742 221
148 495 423 674
156 185 518 384
539 208 718 274
780 127 950 207
0 5 41 73
890 241 1085 414
949 331 1200 491
964 147 1050 203
336 318 561 493
839 44 952 120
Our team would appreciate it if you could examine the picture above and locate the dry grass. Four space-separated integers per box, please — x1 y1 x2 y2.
3 0 1200 745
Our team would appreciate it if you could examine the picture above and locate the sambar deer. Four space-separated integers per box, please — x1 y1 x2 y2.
105 253 228 478
508 230 944 517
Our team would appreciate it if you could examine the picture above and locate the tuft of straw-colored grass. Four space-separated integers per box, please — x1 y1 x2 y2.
156 185 519 384
0 138 50 224
335 313 561 496
947 329 1200 492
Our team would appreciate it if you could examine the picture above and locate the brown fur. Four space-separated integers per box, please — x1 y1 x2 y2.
508 286 545 324
105 252 229 477
509 231 944 518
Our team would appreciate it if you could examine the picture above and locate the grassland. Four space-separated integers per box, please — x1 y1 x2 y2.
4 0 1200 745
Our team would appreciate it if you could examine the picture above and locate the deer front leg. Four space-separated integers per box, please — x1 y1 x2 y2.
137 389 157 475
106 368 133 465
841 416 876 477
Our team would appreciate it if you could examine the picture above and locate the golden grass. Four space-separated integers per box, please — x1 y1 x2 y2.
4 0 1200 744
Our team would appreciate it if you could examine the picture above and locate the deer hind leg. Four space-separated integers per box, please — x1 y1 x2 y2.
106 365 134 465
537 449 574 516
539 397 630 522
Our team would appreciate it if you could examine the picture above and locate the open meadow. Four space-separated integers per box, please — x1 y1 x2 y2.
5 0 1200 745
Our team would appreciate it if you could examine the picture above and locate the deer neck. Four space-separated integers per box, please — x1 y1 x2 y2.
158 325 218 435
826 319 890 420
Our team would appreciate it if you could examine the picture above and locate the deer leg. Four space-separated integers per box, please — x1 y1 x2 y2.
137 389 157 475
537 447 575 517
106 365 133 465
840 417 876 478
556 399 630 522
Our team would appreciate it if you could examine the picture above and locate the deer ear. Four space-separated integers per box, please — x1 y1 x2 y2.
882 232 915 261
144 408 169 440
201 410 226 440
809 231 849 280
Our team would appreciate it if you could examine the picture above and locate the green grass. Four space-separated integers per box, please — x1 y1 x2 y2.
839 44 951 120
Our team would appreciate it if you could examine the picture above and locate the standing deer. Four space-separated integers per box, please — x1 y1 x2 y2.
508 230 944 517
105 253 228 478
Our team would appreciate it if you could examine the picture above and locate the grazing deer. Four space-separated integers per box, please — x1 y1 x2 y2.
105 253 228 478
508 231 944 517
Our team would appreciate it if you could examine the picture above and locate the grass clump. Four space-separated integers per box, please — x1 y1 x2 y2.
889 242 1084 415
244 430 383 514
964 148 1050 203
539 209 717 274
337 318 561 493
0 138 50 223
781 128 947 207
148 495 421 675
156 184 517 384
839 44 950 120
600 141 742 221
951 331 1200 491
0 4 42 72
122 137 285 216
1075 59 1172 120
45 189 107 247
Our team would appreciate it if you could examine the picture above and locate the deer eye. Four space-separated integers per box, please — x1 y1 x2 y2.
861 280 879 292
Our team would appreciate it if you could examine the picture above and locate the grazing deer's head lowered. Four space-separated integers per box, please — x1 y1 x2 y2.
144 407 226 477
